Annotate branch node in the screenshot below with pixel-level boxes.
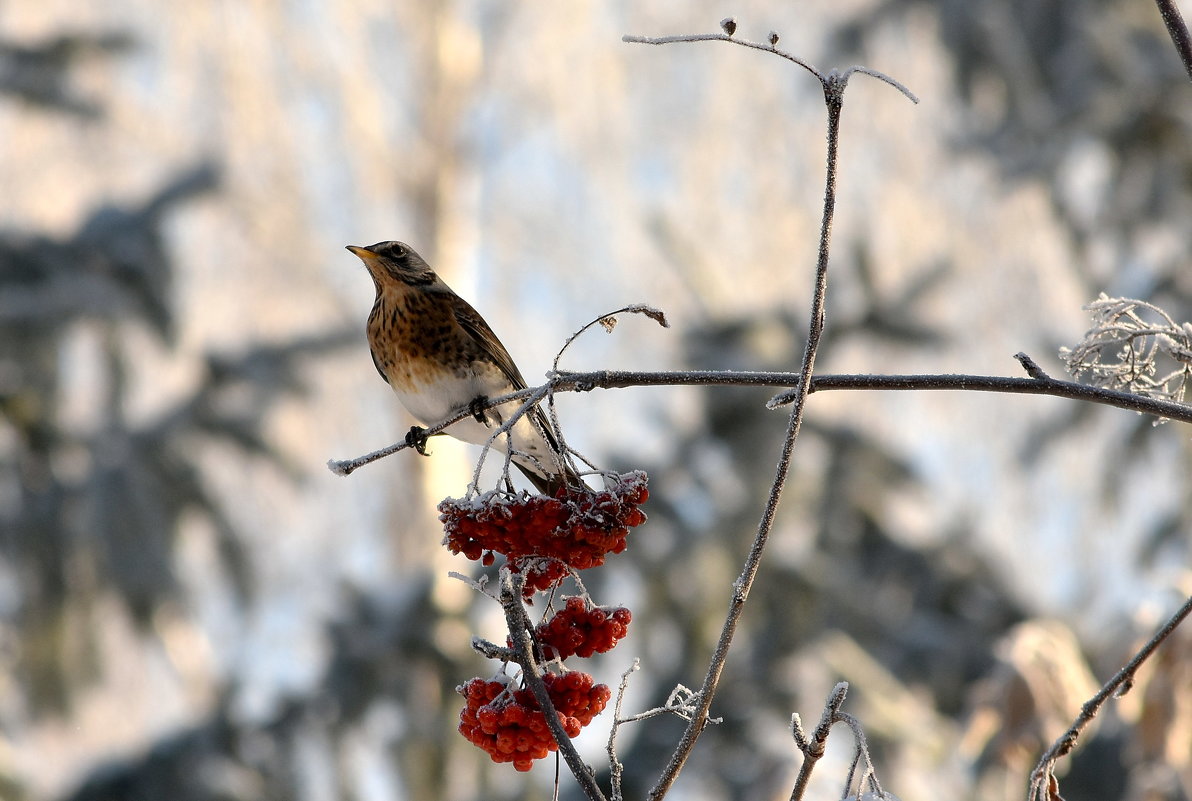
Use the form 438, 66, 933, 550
326, 458, 353, 476
791, 713, 809, 750
1015, 352, 1051, 380
471, 636, 515, 662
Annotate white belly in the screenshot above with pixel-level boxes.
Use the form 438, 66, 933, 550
391, 373, 556, 465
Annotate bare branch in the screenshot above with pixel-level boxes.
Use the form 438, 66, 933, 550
1153, 0, 1192, 81
1028, 593, 1192, 801
327, 364, 1192, 476
624, 28, 824, 83
327, 384, 537, 475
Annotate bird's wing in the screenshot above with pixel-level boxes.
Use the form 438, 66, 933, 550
451, 297, 530, 391
450, 295, 562, 449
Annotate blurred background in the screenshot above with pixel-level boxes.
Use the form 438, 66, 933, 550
1, 1, 1190, 800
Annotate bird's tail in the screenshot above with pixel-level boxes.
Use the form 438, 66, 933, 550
509, 407, 586, 495
514, 459, 585, 496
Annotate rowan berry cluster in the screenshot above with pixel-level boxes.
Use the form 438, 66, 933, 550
439, 471, 649, 595
447, 471, 647, 772
530, 596, 632, 660
457, 671, 611, 772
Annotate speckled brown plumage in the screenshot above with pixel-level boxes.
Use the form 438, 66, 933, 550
348, 240, 580, 493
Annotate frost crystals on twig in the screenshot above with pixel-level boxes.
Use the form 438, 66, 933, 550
1060, 294, 1192, 421
552, 303, 670, 373
615, 684, 722, 726
543, 304, 670, 476
790, 682, 895, 801
624, 23, 919, 104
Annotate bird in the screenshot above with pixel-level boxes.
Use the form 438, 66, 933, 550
347, 240, 580, 494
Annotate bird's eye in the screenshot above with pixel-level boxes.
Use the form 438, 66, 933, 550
389, 243, 406, 259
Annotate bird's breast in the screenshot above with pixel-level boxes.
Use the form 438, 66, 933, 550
367, 290, 514, 423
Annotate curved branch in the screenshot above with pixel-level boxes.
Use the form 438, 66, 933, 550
622, 29, 918, 104
623, 30, 823, 82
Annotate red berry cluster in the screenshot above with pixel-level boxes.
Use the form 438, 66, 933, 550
532, 597, 632, 660
457, 671, 612, 772
446, 471, 647, 772
439, 471, 648, 594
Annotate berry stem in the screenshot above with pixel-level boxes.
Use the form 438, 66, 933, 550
500, 571, 607, 801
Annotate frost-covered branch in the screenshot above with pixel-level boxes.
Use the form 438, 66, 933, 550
327, 361, 1192, 476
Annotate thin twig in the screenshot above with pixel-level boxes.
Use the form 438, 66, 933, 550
624, 30, 822, 79
551, 304, 670, 374
1014, 351, 1051, 380
622, 30, 918, 104
834, 712, 886, 801
500, 571, 607, 801
1028, 593, 1192, 801
467, 384, 552, 494
546, 304, 670, 472
470, 635, 515, 662
1153, 0, 1192, 81
606, 659, 640, 801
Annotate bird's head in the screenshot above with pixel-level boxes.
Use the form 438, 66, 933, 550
346, 241, 437, 286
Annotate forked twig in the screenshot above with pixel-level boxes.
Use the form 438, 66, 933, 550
789, 683, 889, 801
622, 24, 919, 104
790, 683, 850, 799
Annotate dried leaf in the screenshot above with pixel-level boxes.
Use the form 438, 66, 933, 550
621, 303, 670, 328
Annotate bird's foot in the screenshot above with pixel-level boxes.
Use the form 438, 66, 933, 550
468, 395, 491, 426
405, 425, 430, 456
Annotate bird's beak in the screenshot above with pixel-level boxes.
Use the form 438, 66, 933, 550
346, 244, 386, 275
